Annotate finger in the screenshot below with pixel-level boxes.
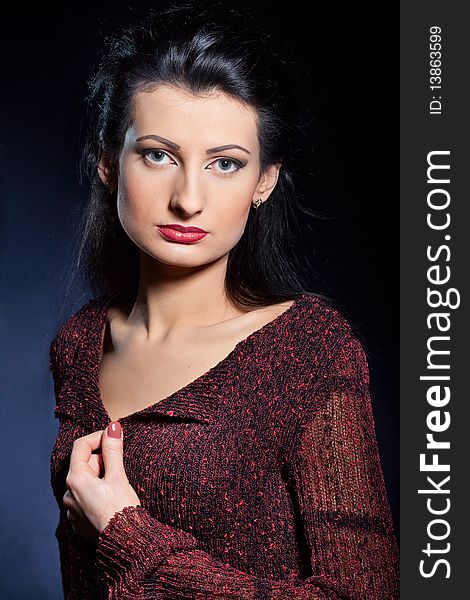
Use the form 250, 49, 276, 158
69, 430, 104, 473
89, 453, 104, 477
63, 490, 84, 517
66, 507, 84, 527
101, 422, 124, 480
63, 489, 75, 508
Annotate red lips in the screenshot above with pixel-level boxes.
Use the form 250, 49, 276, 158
159, 223, 207, 233
156, 225, 208, 244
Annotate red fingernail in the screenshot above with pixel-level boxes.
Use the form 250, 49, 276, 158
107, 421, 122, 438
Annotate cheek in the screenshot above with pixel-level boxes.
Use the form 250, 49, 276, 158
210, 198, 252, 250
206, 170, 258, 222
116, 190, 141, 228
116, 187, 154, 244
116, 163, 158, 225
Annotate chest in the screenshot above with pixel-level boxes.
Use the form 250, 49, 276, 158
98, 336, 245, 422
98, 301, 295, 422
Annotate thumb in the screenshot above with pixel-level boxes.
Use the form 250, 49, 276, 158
102, 421, 124, 479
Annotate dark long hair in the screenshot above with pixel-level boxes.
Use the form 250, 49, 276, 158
67, 0, 337, 314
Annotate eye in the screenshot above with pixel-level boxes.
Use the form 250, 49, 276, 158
210, 158, 243, 175
141, 149, 175, 166
138, 148, 244, 175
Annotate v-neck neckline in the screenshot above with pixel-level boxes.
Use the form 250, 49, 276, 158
90, 292, 308, 425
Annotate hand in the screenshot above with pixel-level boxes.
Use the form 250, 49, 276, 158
63, 422, 141, 545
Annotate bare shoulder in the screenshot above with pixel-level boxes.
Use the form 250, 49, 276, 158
256, 298, 296, 315
228, 297, 296, 330
105, 300, 132, 323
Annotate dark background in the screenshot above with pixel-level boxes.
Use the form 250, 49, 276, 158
0, 2, 398, 597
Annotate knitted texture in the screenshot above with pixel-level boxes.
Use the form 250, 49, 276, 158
49, 293, 399, 599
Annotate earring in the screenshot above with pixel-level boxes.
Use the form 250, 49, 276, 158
252, 198, 262, 209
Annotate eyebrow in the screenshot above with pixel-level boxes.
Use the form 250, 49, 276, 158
135, 134, 251, 155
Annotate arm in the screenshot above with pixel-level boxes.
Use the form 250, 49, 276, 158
49, 328, 65, 397
95, 336, 399, 599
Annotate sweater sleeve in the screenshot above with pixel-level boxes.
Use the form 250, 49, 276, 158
95, 335, 399, 600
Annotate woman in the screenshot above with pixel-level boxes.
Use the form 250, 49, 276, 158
49, 1, 399, 598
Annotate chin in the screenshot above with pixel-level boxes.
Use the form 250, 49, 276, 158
139, 244, 219, 268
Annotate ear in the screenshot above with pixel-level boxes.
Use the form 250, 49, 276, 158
253, 162, 281, 205
97, 151, 115, 190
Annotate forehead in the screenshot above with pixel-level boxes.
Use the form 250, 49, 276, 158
128, 84, 259, 146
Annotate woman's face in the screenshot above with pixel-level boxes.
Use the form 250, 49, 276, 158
99, 84, 280, 269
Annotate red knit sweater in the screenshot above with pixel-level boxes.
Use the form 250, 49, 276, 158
49, 292, 399, 599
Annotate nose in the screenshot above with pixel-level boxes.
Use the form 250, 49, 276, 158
170, 169, 206, 217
